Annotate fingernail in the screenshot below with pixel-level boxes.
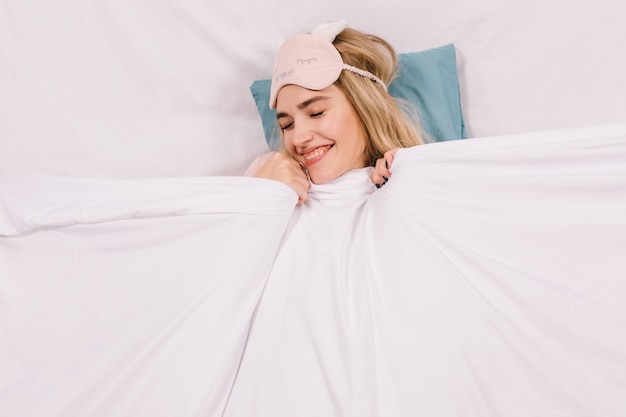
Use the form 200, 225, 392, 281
385, 160, 389, 169
382, 175, 389, 183
375, 183, 381, 189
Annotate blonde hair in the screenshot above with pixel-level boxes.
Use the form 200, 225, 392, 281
276, 27, 426, 166
332, 28, 425, 165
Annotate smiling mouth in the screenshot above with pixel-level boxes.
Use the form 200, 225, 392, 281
302, 145, 332, 164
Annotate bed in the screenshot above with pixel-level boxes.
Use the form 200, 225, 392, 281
1, 1, 626, 416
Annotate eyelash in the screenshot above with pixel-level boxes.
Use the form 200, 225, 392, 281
280, 111, 324, 131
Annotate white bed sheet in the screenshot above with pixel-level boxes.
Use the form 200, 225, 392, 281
224, 124, 626, 416
1, 124, 625, 416
0, 177, 296, 416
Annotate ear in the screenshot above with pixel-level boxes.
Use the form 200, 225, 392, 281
275, 36, 286, 52
309, 20, 348, 42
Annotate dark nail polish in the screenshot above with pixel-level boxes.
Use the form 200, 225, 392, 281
375, 183, 381, 189
382, 175, 389, 183
385, 160, 389, 169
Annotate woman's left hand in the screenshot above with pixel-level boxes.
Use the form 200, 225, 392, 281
371, 148, 398, 188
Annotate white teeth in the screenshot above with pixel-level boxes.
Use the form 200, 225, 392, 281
303, 146, 330, 160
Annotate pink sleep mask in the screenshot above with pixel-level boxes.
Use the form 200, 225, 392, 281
269, 31, 387, 109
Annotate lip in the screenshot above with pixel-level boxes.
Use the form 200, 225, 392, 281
301, 144, 333, 167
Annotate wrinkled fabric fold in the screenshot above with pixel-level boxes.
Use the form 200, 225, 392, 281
224, 124, 626, 417
1, 125, 626, 417
0, 176, 296, 417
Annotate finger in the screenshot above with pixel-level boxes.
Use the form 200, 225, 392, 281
384, 148, 399, 172
371, 158, 390, 185
285, 176, 308, 206
291, 169, 310, 204
254, 154, 310, 205
297, 178, 310, 202
384, 155, 393, 172
297, 161, 309, 177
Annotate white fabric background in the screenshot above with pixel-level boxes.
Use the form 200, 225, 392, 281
1, 0, 625, 177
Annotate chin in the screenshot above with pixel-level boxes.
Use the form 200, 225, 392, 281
308, 170, 340, 185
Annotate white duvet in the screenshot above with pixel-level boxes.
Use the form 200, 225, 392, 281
1, 125, 626, 416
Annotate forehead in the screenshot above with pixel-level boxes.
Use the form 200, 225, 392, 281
275, 84, 345, 112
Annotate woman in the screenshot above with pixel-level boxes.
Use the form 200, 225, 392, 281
251, 21, 424, 203
228, 20, 626, 417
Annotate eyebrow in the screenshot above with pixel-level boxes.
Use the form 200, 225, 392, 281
276, 96, 330, 120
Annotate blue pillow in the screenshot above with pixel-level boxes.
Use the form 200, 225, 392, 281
250, 44, 466, 150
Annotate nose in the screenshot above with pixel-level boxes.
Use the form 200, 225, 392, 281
290, 119, 314, 149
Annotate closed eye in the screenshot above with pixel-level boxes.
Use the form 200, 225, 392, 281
280, 121, 294, 131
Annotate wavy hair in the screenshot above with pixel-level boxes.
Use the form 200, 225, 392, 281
332, 28, 426, 165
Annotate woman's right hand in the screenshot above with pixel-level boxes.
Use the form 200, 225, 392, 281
254, 152, 310, 205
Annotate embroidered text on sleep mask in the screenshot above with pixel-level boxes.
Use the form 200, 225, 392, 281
269, 23, 387, 109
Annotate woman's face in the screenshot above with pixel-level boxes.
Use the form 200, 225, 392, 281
276, 84, 367, 184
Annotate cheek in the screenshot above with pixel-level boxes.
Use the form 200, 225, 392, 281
342, 122, 367, 159
337, 110, 366, 149
282, 133, 296, 155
